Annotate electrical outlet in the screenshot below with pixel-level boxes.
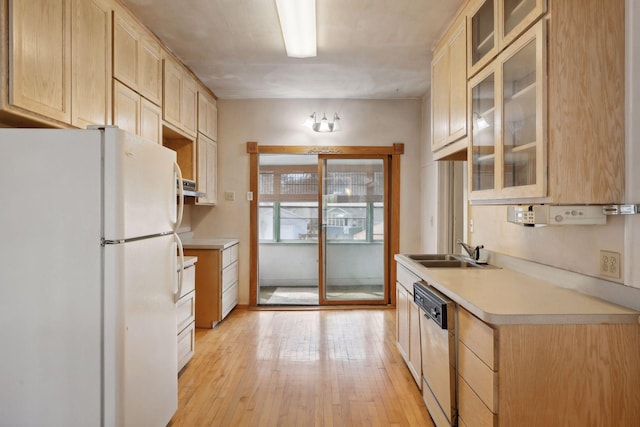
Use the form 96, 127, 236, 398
599, 250, 621, 279
224, 191, 235, 201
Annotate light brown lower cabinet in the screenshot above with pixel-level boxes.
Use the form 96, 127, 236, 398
184, 243, 239, 328
176, 259, 196, 372
395, 264, 422, 388
456, 306, 640, 426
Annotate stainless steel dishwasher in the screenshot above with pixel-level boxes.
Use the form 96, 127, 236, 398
414, 281, 456, 427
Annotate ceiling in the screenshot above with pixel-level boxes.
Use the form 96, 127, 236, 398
121, 0, 463, 99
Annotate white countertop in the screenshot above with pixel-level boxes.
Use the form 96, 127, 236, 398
183, 256, 197, 268
176, 256, 197, 271
395, 254, 640, 326
179, 233, 239, 250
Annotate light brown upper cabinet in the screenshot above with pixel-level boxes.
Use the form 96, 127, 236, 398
467, 0, 499, 78
469, 21, 546, 201
113, 79, 140, 136
198, 90, 218, 142
4, 0, 71, 125
467, 0, 624, 204
2, 0, 112, 127
196, 133, 218, 206
467, 0, 546, 78
113, 79, 162, 144
72, 0, 112, 128
113, 6, 162, 106
499, 0, 546, 50
431, 14, 468, 160
196, 88, 218, 206
163, 55, 198, 139
140, 96, 162, 144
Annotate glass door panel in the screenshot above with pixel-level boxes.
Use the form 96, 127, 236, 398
469, 0, 498, 76
502, 38, 536, 188
320, 158, 386, 303
258, 154, 319, 305
503, 0, 536, 35
470, 68, 497, 192
499, 0, 546, 49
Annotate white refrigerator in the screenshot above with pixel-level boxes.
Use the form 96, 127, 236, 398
0, 127, 184, 427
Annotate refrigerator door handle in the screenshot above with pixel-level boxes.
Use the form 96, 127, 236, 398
173, 162, 184, 232
174, 233, 185, 303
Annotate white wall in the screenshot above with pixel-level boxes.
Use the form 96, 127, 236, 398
190, 99, 423, 305
420, 91, 462, 254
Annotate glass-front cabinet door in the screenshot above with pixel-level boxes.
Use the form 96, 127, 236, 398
468, 0, 498, 77
469, 0, 546, 78
499, 0, 546, 49
500, 20, 546, 198
469, 65, 497, 194
468, 20, 546, 201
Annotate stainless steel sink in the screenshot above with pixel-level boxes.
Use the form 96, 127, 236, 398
416, 259, 482, 268
407, 254, 460, 261
406, 253, 498, 269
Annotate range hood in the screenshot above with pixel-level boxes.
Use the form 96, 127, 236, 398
507, 205, 606, 226
178, 179, 205, 198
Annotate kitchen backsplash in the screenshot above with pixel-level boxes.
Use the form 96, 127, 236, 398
469, 205, 626, 283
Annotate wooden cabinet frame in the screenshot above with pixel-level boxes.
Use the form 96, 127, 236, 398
467, 0, 547, 79
247, 143, 403, 307
468, 20, 547, 201
432, 14, 469, 160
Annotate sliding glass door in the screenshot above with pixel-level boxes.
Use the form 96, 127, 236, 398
258, 154, 319, 305
250, 144, 398, 307
320, 157, 387, 304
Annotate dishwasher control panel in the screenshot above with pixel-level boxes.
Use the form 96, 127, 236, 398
413, 282, 453, 330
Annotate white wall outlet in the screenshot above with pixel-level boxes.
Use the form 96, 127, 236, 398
599, 250, 621, 279
224, 191, 235, 201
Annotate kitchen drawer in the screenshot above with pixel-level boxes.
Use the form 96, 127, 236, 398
179, 264, 196, 297
177, 321, 195, 372
177, 290, 195, 333
397, 264, 420, 295
458, 376, 496, 427
221, 261, 238, 292
221, 281, 238, 319
222, 243, 239, 269
459, 340, 498, 412
458, 307, 496, 369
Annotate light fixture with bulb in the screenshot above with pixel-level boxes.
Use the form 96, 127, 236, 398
473, 112, 490, 130
304, 112, 341, 132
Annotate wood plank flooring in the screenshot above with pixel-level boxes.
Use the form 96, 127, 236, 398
169, 308, 434, 426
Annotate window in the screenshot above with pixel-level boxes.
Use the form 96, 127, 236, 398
259, 166, 384, 243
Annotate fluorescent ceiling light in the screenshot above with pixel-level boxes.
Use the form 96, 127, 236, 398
275, 0, 317, 58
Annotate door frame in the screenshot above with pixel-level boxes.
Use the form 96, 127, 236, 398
247, 142, 404, 307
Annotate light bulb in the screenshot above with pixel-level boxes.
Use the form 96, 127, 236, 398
318, 113, 331, 132
304, 112, 316, 128
331, 113, 341, 132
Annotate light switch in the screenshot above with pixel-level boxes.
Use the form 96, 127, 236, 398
224, 191, 235, 201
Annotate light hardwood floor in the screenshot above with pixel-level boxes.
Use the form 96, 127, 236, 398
169, 308, 434, 426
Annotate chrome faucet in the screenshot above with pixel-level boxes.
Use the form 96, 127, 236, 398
457, 239, 484, 261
